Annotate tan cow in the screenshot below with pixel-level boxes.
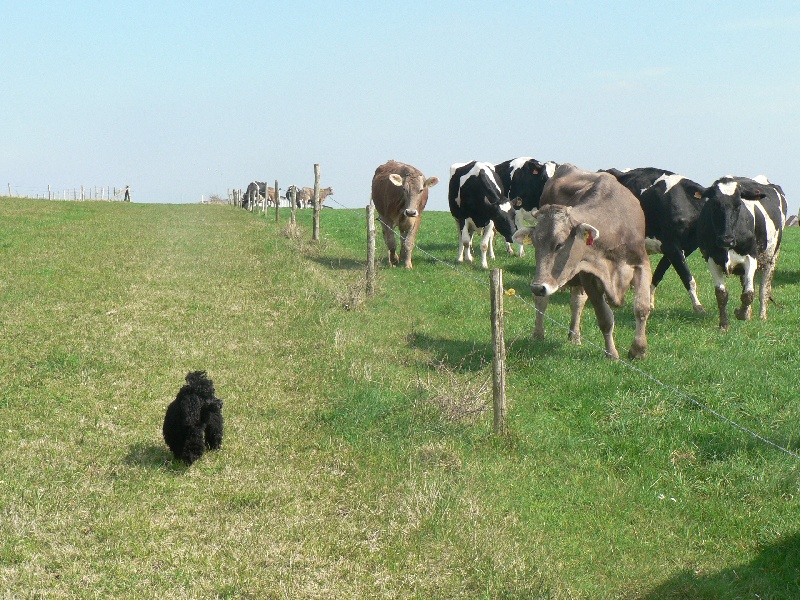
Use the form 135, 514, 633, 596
302, 186, 334, 208
371, 160, 439, 269
512, 164, 652, 359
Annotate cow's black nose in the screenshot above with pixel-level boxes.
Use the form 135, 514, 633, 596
718, 235, 735, 248
531, 283, 547, 296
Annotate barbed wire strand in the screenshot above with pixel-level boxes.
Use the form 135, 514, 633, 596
313, 197, 800, 460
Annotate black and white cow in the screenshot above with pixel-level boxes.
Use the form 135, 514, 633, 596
495, 157, 558, 211
286, 185, 302, 208
604, 167, 707, 313
448, 161, 517, 269
495, 158, 558, 257
696, 175, 787, 330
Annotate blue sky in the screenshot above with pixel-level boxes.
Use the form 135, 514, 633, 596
3, 1, 799, 213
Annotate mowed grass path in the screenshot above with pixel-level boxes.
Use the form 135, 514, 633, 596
0, 198, 799, 599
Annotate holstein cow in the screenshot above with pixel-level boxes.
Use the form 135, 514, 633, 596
696, 175, 787, 331
512, 164, 652, 359
494, 157, 558, 257
371, 160, 439, 269
449, 161, 518, 269
243, 181, 280, 208
604, 167, 707, 313
286, 185, 302, 208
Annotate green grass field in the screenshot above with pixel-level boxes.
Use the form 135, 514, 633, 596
1, 197, 798, 599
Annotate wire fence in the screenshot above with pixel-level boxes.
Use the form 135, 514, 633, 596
321, 195, 800, 462
3, 183, 130, 201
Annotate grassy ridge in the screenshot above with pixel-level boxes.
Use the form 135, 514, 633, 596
0, 198, 798, 599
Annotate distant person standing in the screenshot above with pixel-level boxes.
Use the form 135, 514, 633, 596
124, 185, 131, 202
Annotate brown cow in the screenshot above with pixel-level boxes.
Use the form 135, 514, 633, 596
512, 164, 652, 359
371, 160, 439, 269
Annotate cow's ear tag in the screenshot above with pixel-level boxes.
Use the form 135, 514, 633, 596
585, 230, 595, 246
694, 191, 702, 199
533, 169, 539, 175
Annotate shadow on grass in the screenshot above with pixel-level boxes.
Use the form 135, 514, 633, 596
408, 331, 490, 372
773, 268, 800, 287
308, 255, 364, 271
123, 442, 174, 470
639, 532, 800, 598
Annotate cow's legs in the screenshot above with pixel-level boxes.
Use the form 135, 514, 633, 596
399, 219, 419, 269
708, 258, 729, 331
479, 222, 495, 269
759, 249, 779, 320
568, 285, 588, 344
532, 295, 549, 340
457, 221, 474, 263
581, 275, 618, 359
734, 255, 757, 321
654, 250, 705, 313
380, 222, 400, 266
628, 262, 651, 360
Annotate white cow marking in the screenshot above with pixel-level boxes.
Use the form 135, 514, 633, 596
459, 162, 503, 198
717, 180, 738, 196
654, 173, 685, 193
509, 157, 533, 177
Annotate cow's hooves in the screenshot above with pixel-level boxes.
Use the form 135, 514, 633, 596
627, 348, 646, 360
693, 305, 706, 314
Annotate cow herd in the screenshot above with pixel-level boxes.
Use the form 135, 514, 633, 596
240, 181, 334, 210
371, 158, 789, 359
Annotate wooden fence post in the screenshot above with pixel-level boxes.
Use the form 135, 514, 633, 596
312, 164, 321, 241
490, 269, 507, 435
274, 179, 279, 222
290, 187, 297, 225
366, 202, 376, 296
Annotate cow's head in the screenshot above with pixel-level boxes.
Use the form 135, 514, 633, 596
511, 205, 600, 297
702, 179, 765, 249
389, 173, 439, 218
509, 160, 557, 210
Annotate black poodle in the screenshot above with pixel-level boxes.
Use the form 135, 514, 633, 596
162, 371, 224, 465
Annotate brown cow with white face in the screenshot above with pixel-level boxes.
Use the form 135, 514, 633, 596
371, 160, 439, 269
513, 164, 652, 359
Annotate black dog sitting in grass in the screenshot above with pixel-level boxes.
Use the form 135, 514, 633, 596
163, 371, 224, 465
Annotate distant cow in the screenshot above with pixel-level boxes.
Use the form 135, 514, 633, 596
696, 175, 787, 330
449, 161, 518, 269
513, 164, 652, 359
371, 160, 439, 269
243, 181, 280, 208
302, 186, 334, 208
604, 167, 707, 313
495, 158, 557, 257
286, 185, 302, 208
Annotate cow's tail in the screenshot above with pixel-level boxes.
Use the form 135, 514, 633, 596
769, 294, 785, 310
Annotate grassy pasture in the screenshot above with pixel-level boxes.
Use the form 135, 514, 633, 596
0, 197, 798, 599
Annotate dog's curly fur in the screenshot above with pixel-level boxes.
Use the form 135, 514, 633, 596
163, 371, 224, 465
